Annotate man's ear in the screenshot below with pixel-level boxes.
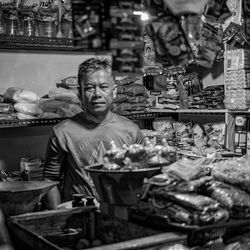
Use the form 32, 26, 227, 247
113, 84, 117, 99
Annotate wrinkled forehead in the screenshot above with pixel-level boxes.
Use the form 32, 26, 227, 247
83, 69, 114, 84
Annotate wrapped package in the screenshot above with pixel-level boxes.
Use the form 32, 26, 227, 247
38, 112, 61, 119
38, 98, 66, 113
203, 122, 226, 148
0, 113, 17, 120
4, 87, 40, 103
16, 112, 38, 120
14, 103, 43, 116
56, 103, 83, 117
0, 103, 14, 113
49, 87, 80, 104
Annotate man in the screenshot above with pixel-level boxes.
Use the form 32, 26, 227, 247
43, 58, 144, 209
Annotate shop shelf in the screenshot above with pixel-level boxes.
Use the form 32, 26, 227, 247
148, 109, 227, 115
0, 109, 229, 128
0, 34, 74, 51
0, 35, 109, 53
0, 118, 66, 128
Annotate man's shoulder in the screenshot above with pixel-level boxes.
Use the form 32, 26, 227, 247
113, 113, 139, 128
53, 113, 83, 132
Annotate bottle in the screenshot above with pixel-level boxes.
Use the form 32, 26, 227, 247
17, 0, 39, 36
20, 157, 30, 180
36, 0, 59, 37
60, 0, 72, 38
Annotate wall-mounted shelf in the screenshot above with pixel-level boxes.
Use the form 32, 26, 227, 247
0, 35, 74, 51
0, 35, 109, 53
0, 118, 66, 128
147, 109, 227, 114
0, 110, 229, 128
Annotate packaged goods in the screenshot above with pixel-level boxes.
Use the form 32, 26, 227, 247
145, 14, 193, 68
16, 112, 38, 119
0, 113, 16, 120
72, 1, 104, 49
49, 87, 80, 104
115, 76, 141, 86
203, 0, 231, 23
225, 69, 250, 89
117, 84, 146, 96
60, 0, 72, 38
192, 123, 207, 147
60, 76, 77, 88
224, 89, 250, 110
143, 29, 156, 67
153, 118, 175, 140
203, 122, 226, 148
14, 102, 43, 116
36, 0, 59, 37
38, 98, 65, 112
0, 0, 19, 35
147, 90, 179, 110
178, 72, 202, 96
173, 121, 191, 141
225, 49, 250, 71
17, 0, 39, 36
4, 87, 40, 103
38, 112, 60, 118
190, 88, 225, 109
56, 103, 82, 117
195, 23, 223, 68
0, 103, 14, 113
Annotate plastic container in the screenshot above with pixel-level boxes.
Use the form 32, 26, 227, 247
0, 181, 58, 216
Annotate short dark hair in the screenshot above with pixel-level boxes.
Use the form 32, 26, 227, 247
78, 58, 112, 96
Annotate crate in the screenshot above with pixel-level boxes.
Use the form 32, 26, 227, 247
129, 208, 250, 247
7, 206, 187, 250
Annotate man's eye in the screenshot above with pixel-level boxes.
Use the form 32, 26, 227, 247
85, 86, 94, 91
101, 86, 108, 90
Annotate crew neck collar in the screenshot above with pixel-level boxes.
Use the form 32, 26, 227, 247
81, 111, 115, 126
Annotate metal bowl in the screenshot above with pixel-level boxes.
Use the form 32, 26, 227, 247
85, 164, 161, 205
0, 181, 58, 216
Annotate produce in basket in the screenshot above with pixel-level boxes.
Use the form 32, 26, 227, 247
206, 181, 250, 218
103, 139, 176, 170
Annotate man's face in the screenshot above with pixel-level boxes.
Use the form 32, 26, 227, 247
81, 69, 116, 117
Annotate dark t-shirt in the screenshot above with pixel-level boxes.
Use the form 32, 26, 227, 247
43, 112, 144, 201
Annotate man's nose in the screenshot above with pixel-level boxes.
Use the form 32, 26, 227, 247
93, 86, 101, 96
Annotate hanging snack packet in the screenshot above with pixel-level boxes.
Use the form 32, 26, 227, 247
203, 122, 226, 148
196, 22, 223, 68
17, 0, 39, 36
179, 72, 202, 96
1, 0, 19, 35
145, 14, 193, 68
204, 0, 231, 24
36, 0, 59, 37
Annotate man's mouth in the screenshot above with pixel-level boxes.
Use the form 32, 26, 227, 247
92, 102, 105, 105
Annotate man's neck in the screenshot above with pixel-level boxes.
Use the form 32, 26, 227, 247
84, 110, 112, 124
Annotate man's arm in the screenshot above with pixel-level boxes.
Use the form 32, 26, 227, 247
43, 129, 66, 210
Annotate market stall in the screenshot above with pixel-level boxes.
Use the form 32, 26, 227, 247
1, 0, 250, 249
